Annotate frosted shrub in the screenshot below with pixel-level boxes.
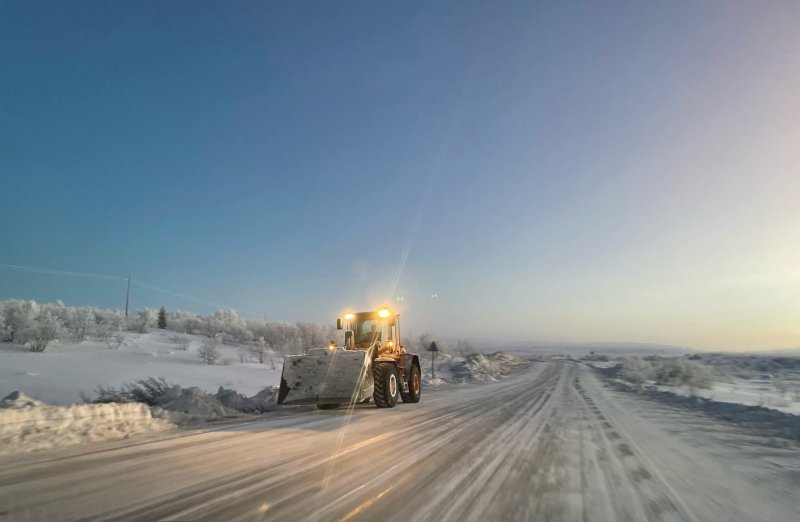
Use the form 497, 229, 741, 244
93, 308, 124, 329
91, 377, 173, 406
168, 334, 190, 350
130, 309, 156, 333
0, 300, 335, 359
199, 337, 220, 365
67, 307, 94, 342
2, 300, 39, 342
238, 347, 253, 363
97, 323, 127, 350
206, 309, 251, 342
18, 310, 65, 352
653, 359, 713, 389
621, 357, 654, 385
251, 337, 270, 364
621, 357, 714, 390
168, 310, 205, 335
677, 360, 713, 389
0, 314, 8, 342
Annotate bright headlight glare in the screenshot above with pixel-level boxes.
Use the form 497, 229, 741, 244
344, 313, 355, 320
378, 308, 390, 318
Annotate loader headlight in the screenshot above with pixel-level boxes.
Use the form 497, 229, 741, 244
386, 339, 394, 348
378, 308, 391, 318
328, 342, 336, 351
344, 313, 355, 320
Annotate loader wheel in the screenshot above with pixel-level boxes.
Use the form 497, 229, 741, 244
317, 404, 339, 410
373, 362, 400, 408
401, 365, 421, 403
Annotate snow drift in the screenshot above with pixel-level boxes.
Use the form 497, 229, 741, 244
153, 385, 279, 423
89, 378, 280, 424
0, 391, 173, 455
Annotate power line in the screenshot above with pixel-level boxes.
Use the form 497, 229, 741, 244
0, 263, 126, 282
0, 262, 254, 315
124, 275, 131, 317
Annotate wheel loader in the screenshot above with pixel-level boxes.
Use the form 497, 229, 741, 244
277, 308, 422, 409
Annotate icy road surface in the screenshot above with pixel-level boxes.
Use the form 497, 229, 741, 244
2, 361, 799, 521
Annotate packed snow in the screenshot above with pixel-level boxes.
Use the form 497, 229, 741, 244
0, 391, 172, 456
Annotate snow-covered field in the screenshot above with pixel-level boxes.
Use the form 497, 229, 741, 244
588, 355, 800, 417
0, 331, 281, 405
656, 378, 800, 415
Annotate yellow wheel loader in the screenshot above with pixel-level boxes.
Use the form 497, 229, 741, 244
277, 308, 422, 409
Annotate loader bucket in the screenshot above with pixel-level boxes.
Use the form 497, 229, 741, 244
277, 349, 374, 405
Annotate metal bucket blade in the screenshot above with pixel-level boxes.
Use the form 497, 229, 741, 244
277, 350, 373, 405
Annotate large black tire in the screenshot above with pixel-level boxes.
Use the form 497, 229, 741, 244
317, 403, 339, 410
401, 364, 421, 403
373, 362, 400, 408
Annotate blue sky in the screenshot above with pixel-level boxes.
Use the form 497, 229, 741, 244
2, 1, 799, 349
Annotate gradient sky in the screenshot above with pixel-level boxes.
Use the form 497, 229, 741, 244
2, 1, 799, 350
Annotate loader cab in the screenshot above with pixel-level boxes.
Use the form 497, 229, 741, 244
337, 309, 401, 357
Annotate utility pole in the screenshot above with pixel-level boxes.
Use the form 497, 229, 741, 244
124, 275, 131, 317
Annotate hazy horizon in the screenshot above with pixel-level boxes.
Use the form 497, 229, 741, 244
2, 1, 799, 351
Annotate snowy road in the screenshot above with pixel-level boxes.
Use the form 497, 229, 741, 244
1, 361, 799, 521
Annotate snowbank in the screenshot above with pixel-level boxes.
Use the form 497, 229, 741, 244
0, 391, 173, 455
593, 358, 800, 417
89, 379, 281, 424
153, 385, 278, 424
654, 380, 800, 416
602, 379, 800, 442
456, 352, 528, 382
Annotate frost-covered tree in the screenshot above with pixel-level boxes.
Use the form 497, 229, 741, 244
18, 310, 65, 352
262, 322, 299, 354
245, 318, 269, 340
3, 300, 39, 342
130, 309, 156, 333
168, 310, 205, 335
296, 322, 326, 352
157, 306, 167, 329
206, 309, 251, 341
0, 299, 339, 361
168, 333, 190, 350
97, 322, 127, 349
654, 359, 713, 390
47, 300, 70, 325
0, 313, 8, 342
67, 307, 94, 342
251, 336, 271, 364
199, 336, 220, 365
94, 308, 124, 329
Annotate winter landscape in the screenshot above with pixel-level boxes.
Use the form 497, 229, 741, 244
5, 1, 800, 521
2, 299, 800, 521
